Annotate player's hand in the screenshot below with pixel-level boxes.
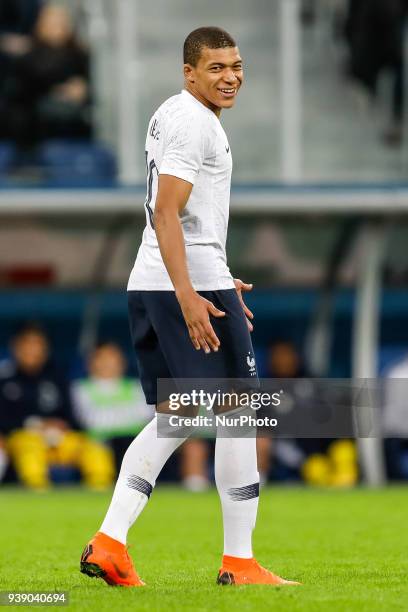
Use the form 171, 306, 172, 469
176, 288, 225, 353
234, 278, 254, 332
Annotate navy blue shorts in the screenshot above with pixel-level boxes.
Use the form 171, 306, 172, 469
128, 289, 258, 405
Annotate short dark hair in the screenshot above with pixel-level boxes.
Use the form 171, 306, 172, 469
183, 26, 237, 66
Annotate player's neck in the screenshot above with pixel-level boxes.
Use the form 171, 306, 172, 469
183, 84, 221, 118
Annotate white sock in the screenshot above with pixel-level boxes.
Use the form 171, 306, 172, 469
100, 415, 187, 544
215, 432, 259, 558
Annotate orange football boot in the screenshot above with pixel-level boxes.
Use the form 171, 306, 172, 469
80, 531, 145, 587
217, 555, 300, 586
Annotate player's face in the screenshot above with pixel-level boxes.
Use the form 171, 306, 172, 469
184, 46, 243, 114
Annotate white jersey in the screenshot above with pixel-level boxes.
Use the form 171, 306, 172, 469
127, 89, 235, 291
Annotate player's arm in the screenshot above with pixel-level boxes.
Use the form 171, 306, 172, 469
154, 174, 225, 353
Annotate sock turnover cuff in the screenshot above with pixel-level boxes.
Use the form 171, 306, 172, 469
222, 555, 255, 571
95, 531, 125, 549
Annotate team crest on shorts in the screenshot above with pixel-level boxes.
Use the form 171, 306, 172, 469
246, 352, 257, 376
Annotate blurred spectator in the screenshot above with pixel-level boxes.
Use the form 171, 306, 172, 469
264, 340, 305, 482
345, 0, 408, 146
4, 3, 92, 148
383, 354, 408, 479
73, 342, 219, 491
71, 342, 154, 474
0, 0, 44, 138
0, 0, 43, 62
0, 322, 112, 489
268, 339, 304, 379
265, 340, 358, 487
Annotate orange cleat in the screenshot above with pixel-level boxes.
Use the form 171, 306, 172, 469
217, 555, 301, 586
80, 531, 145, 587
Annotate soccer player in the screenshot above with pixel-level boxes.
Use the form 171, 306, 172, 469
80, 26, 298, 587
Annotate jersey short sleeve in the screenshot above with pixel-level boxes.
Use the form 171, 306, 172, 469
159, 110, 207, 185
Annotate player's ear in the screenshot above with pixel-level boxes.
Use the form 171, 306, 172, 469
184, 63, 195, 83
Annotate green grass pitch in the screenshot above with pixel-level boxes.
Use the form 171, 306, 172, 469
0, 486, 407, 611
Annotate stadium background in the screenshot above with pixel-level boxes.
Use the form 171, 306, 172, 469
1, 1, 408, 609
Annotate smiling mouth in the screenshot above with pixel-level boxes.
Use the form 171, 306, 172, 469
218, 88, 237, 97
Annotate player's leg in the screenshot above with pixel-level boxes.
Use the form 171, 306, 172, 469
208, 289, 300, 586
98, 292, 194, 543
215, 425, 298, 585
80, 409, 190, 586
80, 292, 190, 586
214, 427, 259, 560
99, 409, 189, 544
104, 287, 241, 528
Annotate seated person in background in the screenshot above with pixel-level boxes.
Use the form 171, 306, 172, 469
266, 340, 358, 487
344, 0, 407, 146
7, 3, 92, 148
0, 322, 113, 489
72, 341, 214, 490
71, 342, 155, 475
263, 340, 303, 482
383, 353, 408, 480
0, 0, 44, 139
